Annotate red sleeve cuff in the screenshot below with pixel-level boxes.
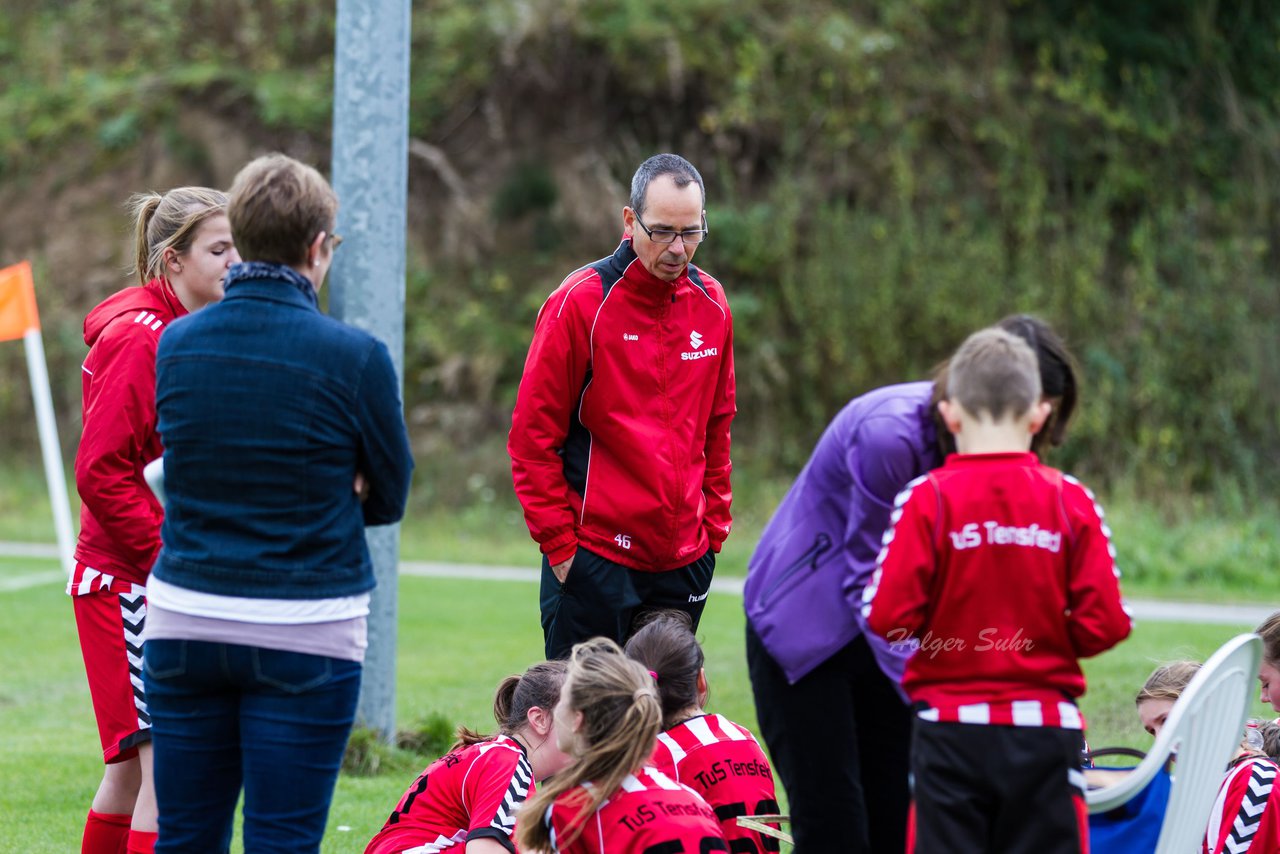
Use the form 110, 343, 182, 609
545, 540, 579, 567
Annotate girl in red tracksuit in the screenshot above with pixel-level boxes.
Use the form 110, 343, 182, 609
516, 638, 728, 854
366, 662, 573, 854
625, 611, 781, 853
71, 187, 238, 854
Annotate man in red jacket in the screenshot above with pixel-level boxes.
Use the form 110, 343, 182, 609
509, 153, 736, 659
864, 327, 1132, 854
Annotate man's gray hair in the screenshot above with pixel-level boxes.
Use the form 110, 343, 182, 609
630, 154, 705, 215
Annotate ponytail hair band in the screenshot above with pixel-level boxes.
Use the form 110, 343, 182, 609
648, 670, 659, 683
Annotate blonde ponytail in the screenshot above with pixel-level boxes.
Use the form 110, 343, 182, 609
127, 192, 164, 285
126, 186, 229, 286
516, 638, 662, 853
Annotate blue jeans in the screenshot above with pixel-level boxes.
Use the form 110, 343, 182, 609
144, 639, 362, 854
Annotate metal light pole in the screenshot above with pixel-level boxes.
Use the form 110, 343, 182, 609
330, 0, 411, 741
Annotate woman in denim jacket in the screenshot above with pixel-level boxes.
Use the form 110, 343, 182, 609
144, 153, 414, 854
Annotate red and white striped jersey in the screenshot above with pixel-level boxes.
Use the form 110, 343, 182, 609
365, 735, 532, 854
863, 452, 1132, 728
650, 714, 780, 851
1204, 755, 1280, 854
544, 766, 728, 854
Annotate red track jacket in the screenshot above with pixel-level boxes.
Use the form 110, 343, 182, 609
74, 279, 187, 586
865, 452, 1132, 721
509, 239, 735, 571
1204, 754, 1280, 854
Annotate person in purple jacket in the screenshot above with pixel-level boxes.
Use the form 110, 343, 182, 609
743, 315, 1080, 854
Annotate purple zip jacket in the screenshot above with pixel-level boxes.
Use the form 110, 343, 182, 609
743, 381, 942, 687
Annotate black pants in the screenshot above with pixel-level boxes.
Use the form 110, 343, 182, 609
910, 721, 1086, 854
746, 624, 913, 854
539, 546, 715, 660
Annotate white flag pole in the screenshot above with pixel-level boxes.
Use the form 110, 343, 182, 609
24, 328, 75, 577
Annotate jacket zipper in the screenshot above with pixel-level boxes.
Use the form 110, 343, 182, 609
759, 532, 833, 606
658, 291, 680, 561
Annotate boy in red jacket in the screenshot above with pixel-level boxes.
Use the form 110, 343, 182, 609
863, 327, 1132, 853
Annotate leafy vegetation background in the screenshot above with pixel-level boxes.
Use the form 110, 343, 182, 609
1, 0, 1278, 512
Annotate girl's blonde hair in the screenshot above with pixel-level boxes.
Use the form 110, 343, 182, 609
128, 187, 229, 285
1135, 660, 1201, 705
515, 638, 662, 853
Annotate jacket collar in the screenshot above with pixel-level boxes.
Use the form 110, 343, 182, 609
943, 451, 1039, 467
598, 238, 708, 302
222, 261, 318, 308
146, 278, 189, 320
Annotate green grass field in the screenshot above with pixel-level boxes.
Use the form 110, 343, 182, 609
3, 460, 1279, 601
1, 553, 1271, 853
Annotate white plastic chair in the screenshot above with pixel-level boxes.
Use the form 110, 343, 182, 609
1087, 632, 1262, 853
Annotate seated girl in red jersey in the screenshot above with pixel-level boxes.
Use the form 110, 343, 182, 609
515, 637, 729, 854
366, 661, 573, 854
1133, 661, 1280, 854
624, 611, 781, 852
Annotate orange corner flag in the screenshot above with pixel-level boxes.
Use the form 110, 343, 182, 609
0, 261, 40, 341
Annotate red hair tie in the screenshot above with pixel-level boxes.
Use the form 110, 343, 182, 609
648, 670, 659, 683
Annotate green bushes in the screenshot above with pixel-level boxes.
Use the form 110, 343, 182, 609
1, 0, 1278, 505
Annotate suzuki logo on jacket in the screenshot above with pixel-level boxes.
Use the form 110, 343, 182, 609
683, 329, 718, 361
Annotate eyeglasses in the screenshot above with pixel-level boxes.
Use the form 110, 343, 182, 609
328, 232, 344, 251
633, 213, 708, 245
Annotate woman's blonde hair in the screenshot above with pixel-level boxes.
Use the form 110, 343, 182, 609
515, 638, 662, 853
128, 187, 228, 286
227, 153, 337, 267
1135, 660, 1201, 705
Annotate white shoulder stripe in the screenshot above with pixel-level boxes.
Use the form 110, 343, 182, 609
688, 271, 728, 320
553, 268, 597, 318
131, 310, 165, 333
685, 715, 719, 747
713, 714, 749, 741
644, 767, 683, 791
656, 730, 686, 765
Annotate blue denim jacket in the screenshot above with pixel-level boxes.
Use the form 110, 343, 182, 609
153, 262, 414, 599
